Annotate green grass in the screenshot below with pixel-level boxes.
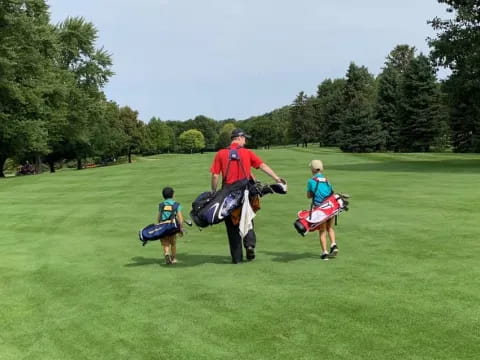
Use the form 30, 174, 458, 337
1, 148, 479, 359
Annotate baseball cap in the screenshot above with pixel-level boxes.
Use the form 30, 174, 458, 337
309, 160, 324, 172
231, 128, 251, 139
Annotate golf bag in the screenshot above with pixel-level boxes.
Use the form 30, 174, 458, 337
190, 179, 287, 228
190, 179, 249, 228
139, 202, 180, 246
191, 146, 287, 228
294, 193, 350, 236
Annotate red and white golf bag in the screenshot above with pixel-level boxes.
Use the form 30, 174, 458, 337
294, 193, 350, 236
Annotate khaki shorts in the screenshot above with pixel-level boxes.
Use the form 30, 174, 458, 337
160, 234, 177, 246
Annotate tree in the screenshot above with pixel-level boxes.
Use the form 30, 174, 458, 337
188, 115, 218, 150
245, 115, 277, 149
396, 54, 442, 152
89, 100, 126, 163
216, 123, 236, 149
145, 117, 174, 154
289, 92, 317, 147
119, 106, 145, 163
0, 0, 58, 177
429, 0, 480, 152
338, 63, 384, 152
375, 45, 415, 151
178, 129, 205, 153
316, 79, 346, 146
54, 16, 114, 169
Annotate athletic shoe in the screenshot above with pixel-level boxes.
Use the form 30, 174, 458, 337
329, 244, 338, 257
171, 257, 177, 264
320, 253, 329, 261
165, 254, 172, 265
246, 246, 256, 261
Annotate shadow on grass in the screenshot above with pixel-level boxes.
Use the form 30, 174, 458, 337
125, 253, 232, 268
260, 251, 319, 263
329, 159, 480, 174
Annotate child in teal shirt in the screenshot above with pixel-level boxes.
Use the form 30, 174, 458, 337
158, 187, 184, 264
307, 160, 338, 261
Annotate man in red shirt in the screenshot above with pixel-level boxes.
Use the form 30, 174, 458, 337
210, 128, 285, 263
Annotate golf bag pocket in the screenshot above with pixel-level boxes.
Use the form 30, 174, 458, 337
139, 220, 179, 246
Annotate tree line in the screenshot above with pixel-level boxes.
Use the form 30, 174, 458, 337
1, 0, 478, 178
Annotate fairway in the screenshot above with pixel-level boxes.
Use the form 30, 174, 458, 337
1, 148, 479, 359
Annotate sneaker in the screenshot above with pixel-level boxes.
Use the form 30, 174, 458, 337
329, 244, 338, 257
171, 257, 177, 264
165, 254, 172, 265
246, 246, 256, 261
320, 253, 329, 261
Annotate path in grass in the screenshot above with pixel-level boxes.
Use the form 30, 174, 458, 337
1, 148, 479, 359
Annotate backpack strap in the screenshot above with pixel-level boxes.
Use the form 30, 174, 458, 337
169, 202, 179, 221
159, 201, 179, 222
223, 145, 248, 186
308, 179, 321, 220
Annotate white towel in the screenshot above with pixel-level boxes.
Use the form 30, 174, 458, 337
239, 189, 256, 239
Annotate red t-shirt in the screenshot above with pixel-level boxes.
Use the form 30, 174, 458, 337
210, 143, 264, 184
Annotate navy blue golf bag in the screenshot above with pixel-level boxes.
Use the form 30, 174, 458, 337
190, 179, 248, 228
190, 179, 287, 228
139, 202, 180, 246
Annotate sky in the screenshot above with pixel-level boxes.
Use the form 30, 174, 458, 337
47, 0, 449, 122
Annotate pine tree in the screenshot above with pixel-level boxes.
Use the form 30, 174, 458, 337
397, 54, 441, 152
375, 45, 415, 151
289, 92, 317, 147
316, 78, 346, 146
338, 63, 384, 152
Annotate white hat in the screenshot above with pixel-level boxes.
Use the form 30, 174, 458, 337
309, 160, 324, 172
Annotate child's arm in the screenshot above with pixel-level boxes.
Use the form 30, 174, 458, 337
176, 210, 185, 235
177, 210, 184, 225
157, 212, 162, 223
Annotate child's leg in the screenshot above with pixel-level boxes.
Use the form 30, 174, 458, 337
163, 244, 170, 255
161, 238, 172, 264
326, 218, 336, 246
326, 218, 338, 256
318, 224, 328, 260
170, 236, 177, 263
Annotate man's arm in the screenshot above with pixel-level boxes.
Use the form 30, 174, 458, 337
259, 163, 284, 183
211, 173, 220, 192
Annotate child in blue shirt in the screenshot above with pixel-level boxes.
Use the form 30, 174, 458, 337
307, 160, 338, 261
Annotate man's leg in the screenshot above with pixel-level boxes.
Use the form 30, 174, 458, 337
243, 221, 257, 261
225, 216, 243, 263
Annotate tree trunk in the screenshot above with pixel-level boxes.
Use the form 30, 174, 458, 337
0, 155, 6, 178
128, 149, 132, 163
35, 154, 42, 174
77, 158, 82, 170
48, 160, 55, 173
